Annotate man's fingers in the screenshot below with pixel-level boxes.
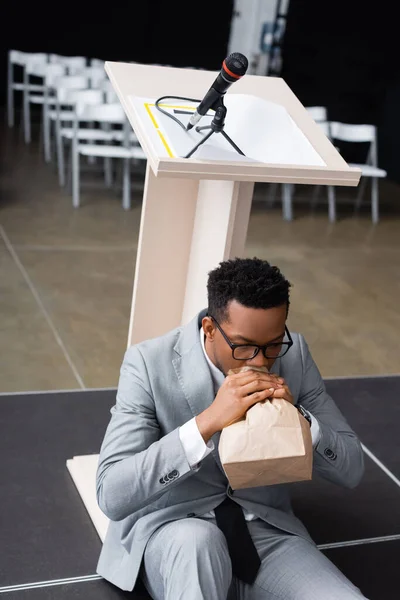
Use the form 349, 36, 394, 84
229, 371, 283, 387
244, 387, 275, 408
272, 387, 287, 397
271, 386, 294, 404
239, 377, 282, 397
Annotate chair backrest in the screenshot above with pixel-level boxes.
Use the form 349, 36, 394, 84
76, 102, 126, 123
306, 106, 328, 122
60, 88, 104, 109
90, 58, 105, 68
49, 55, 88, 74
52, 75, 89, 92
78, 66, 107, 87
315, 121, 331, 137
25, 62, 66, 85
9, 50, 48, 66
329, 122, 376, 143
329, 122, 377, 166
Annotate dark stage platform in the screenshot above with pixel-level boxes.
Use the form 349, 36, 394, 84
0, 376, 399, 599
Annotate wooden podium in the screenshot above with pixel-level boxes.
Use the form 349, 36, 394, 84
104, 61, 360, 347
67, 61, 361, 542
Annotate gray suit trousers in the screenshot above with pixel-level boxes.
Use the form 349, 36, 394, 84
142, 517, 368, 600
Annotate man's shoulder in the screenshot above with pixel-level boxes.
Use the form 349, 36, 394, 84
289, 331, 303, 349
126, 324, 183, 360
124, 310, 204, 365
280, 331, 307, 368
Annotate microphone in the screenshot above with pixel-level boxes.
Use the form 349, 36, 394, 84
186, 52, 248, 130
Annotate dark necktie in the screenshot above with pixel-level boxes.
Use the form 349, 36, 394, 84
214, 494, 261, 584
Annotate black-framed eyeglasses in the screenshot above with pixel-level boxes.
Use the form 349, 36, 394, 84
208, 314, 293, 360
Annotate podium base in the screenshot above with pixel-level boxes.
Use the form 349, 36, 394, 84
66, 454, 108, 542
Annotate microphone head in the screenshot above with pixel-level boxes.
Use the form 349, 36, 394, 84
224, 52, 248, 77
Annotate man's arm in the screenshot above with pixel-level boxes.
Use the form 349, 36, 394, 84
96, 346, 195, 522
298, 335, 365, 489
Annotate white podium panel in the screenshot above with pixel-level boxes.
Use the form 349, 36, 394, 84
66, 455, 108, 542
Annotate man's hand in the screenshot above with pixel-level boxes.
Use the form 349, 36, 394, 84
196, 370, 284, 443
271, 379, 294, 405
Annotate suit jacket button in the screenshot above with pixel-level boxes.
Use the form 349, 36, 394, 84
324, 448, 336, 460
159, 477, 165, 484
171, 469, 179, 477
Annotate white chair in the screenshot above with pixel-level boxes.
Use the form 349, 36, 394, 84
90, 58, 105, 68
78, 66, 107, 88
329, 122, 387, 224
280, 106, 331, 221
304, 106, 328, 122
42, 75, 90, 162
99, 78, 119, 103
23, 62, 66, 144
71, 103, 146, 209
48, 54, 88, 74
95, 79, 141, 147
54, 88, 108, 186
7, 50, 48, 128
306, 117, 339, 222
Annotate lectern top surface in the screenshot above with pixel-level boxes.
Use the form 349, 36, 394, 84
105, 61, 360, 186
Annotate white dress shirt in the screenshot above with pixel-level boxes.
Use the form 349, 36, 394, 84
178, 327, 321, 520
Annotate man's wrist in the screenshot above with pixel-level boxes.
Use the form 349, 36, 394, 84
195, 411, 217, 443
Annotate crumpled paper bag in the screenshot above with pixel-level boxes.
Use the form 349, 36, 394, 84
218, 366, 313, 489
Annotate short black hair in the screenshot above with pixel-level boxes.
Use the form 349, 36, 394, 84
207, 257, 291, 323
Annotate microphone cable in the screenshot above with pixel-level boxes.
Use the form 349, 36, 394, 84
154, 95, 207, 132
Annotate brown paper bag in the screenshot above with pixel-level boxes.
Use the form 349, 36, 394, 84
218, 367, 313, 489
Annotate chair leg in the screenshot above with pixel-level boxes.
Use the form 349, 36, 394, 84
66, 142, 73, 195
23, 89, 31, 144
72, 147, 80, 208
267, 182, 279, 207
7, 79, 14, 128
88, 122, 96, 164
355, 176, 367, 211
104, 157, 113, 187
327, 186, 336, 222
122, 158, 131, 210
282, 183, 293, 221
57, 128, 65, 187
371, 177, 379, 224
49, 119, 57, 164
43, 104, 51, 163
310, 185, 321, 210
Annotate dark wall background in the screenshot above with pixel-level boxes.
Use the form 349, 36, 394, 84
282, 0, 399, 181
0, 1, 234, 105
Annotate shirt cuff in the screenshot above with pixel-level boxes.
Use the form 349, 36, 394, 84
308, 411, 322, 448
179, 417, 215, 469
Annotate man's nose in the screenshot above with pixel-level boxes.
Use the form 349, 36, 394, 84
247, 350, 269, 370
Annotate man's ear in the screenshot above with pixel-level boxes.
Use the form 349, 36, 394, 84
202, 316, 215, 341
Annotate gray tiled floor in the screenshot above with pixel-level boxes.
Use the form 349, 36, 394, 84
1, 116, 400, 392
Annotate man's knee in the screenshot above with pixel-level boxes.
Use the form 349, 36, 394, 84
144, 518, 232, 599
170, 517, 229, 558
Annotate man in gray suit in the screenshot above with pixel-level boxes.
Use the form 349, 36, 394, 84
96, 257, 367, 599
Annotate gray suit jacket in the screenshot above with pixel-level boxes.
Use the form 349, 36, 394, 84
96, 310, 364, 591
